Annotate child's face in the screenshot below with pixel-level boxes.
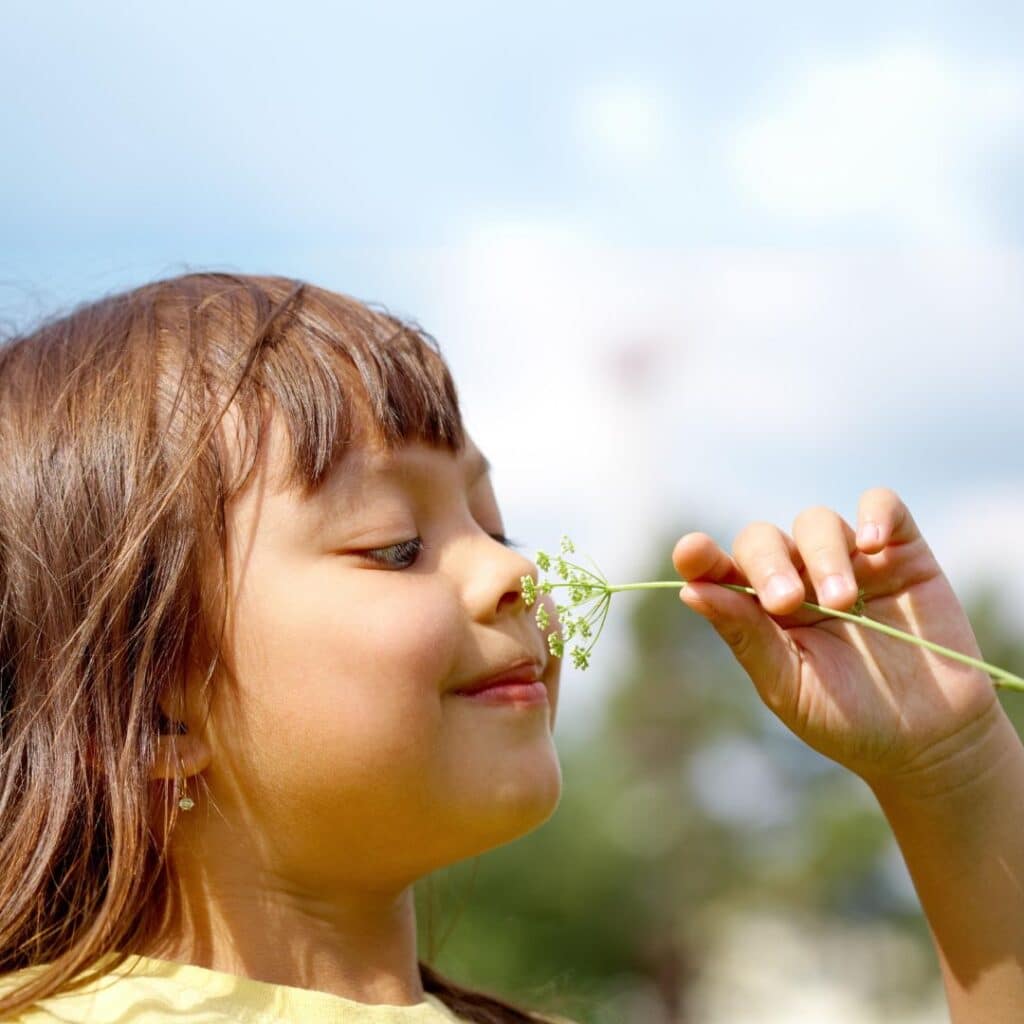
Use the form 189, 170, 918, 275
198, 409, 562, 888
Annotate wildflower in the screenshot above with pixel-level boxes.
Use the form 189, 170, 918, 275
534, 602, 549, 632
519, 541, 612, 674
518, 534, 1024, 692
570, 646, 590, 670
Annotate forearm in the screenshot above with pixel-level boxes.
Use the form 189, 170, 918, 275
867, 708, 1024, 1022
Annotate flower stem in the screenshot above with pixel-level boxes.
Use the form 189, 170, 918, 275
558, 578, 1024, 693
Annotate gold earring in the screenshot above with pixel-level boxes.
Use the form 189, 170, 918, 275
176, 747, 195, 812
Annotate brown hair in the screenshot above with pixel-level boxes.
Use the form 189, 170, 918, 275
0, 272, 558, 1022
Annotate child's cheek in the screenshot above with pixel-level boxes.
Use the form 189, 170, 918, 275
334, 580, 460, 690
228, 586, 462, 867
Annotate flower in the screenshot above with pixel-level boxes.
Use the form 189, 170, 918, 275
519, 538, 612, 673
517, 534, 1024, 691
534, 602, 549, 631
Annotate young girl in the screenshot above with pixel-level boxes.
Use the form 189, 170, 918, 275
0, 273, 1020, 1023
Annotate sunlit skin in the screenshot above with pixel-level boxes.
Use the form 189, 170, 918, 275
671, 494, 1001, 784
145, 407, 562, 1007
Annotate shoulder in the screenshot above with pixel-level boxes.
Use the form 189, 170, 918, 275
0, 960, 197, 1023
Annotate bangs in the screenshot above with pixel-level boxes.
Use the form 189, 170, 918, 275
177, 275, 468, 501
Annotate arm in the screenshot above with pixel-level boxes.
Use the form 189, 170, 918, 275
867, 707, 1024, 1022
670, 490, 1024, 1018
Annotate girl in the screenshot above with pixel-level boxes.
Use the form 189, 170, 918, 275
0, 273, 1020, 1023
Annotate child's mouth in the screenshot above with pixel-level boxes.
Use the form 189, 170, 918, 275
453, 681, 548, 705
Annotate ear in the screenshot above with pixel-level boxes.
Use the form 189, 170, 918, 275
148, 728, 213, 781
149, 659, 214, 781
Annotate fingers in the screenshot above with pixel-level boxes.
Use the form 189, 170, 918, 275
731, 507, 858, 614
672, 525, 807, 615
671, 488, 915, 716
678, 570, 804, 713
674, 530, 805, 713
789, 505, 860, 611
856, 486, 920, 552
731, 523, 807, 615
671, 531, 745, 586
676, 489, 912, 619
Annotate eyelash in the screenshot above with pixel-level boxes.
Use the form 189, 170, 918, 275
364, 534, 523, 568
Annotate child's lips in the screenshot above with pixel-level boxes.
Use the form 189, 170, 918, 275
451, 659, 546, 697
454, 681, 548, 705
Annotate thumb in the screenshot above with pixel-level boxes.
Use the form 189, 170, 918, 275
680, 580, 802, 714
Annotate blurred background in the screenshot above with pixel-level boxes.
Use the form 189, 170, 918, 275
4, 3, 1024, 1020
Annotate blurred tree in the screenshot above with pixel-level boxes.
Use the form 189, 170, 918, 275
416, 522, 1024, 1023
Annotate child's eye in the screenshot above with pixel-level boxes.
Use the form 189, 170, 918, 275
364, 537, 425, 569
364, 534, 522, 569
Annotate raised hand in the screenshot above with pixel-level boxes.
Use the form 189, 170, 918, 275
672, 487, 1008, 788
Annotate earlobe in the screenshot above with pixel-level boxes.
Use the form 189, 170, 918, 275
148, 730, 213, 781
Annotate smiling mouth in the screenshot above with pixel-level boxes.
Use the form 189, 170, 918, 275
452, 680, 548, 705
451, 659, 545, 697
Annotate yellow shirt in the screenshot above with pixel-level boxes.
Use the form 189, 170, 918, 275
0, 955, 577, 1023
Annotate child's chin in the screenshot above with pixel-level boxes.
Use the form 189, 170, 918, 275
460, 759, 564, 851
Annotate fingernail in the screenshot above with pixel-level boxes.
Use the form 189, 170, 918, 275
766, 574, 797, 603
822, 574, 848, 603
858, 522, 880, 546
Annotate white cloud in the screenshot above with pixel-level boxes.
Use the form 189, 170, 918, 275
730, 46, 1024, 242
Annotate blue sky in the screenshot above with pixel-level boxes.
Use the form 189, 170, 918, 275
6, 1, 1024, 256
4, 2, 1024, 736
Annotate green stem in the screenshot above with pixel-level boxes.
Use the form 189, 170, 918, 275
551, 579, 1024, 693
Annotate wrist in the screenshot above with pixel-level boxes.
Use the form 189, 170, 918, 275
864, 701, 1023, 810
859, 704, 1024, 1022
